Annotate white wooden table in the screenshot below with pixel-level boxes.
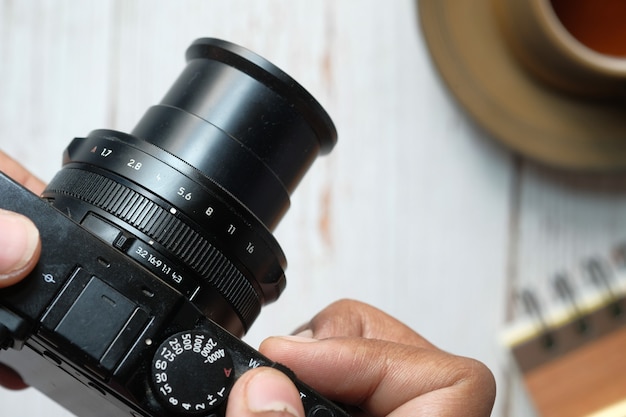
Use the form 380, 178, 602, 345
2, 1, 626, 416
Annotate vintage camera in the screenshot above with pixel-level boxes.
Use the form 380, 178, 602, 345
0, 38, 348, 417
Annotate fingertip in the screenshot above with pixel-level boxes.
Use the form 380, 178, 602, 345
0, 363, 28, 390
0, 210, 41, 287
292, 328, 314, 339
0, 151, 46, 195
226, 367, 305, 417
258, 335, 319, 363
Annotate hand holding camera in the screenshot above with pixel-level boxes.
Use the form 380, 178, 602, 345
0, 150, 495, 417
0, 39, 495, 417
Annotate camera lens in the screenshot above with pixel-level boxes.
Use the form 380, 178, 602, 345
41, 38, 337, 336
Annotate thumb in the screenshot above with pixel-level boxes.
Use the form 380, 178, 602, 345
0, 209, 41, 287
226, 367, 305, 417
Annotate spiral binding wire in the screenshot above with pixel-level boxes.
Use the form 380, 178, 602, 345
503, 244, 626, 372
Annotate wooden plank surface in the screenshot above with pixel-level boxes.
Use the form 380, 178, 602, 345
524, 327, 626, 417
2, 1, 626, 416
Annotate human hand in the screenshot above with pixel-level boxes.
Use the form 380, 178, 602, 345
0, 151, 44, 390
226, 299, 496, 417
0, 152, 496, 416
0, 151, 44, 287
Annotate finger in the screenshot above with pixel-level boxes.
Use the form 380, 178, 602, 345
0, 209, 41, 287
295, 299, 436, 349
226, 367, 305, 417
260, 336, 495, 417
0, 151, 46, 194
0, 362, 28, 390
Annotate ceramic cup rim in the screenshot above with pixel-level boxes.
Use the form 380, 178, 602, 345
537, 0, 626, 76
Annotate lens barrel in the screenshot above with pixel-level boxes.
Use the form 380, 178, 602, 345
133, 38, 336, 230
42, 38, 336, 335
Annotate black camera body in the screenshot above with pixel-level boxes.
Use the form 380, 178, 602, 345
0, 39, 348, 417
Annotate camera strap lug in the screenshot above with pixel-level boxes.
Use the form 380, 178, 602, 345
0, 307, 31, 350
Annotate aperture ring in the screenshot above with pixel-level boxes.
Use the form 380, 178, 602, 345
45, 168, 261, 327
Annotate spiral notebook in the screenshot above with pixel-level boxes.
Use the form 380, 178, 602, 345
502, 245, 626, 417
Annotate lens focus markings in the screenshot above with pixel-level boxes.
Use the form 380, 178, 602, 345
126, 238, 198, 297
45, 167, 262, 327
67, 135, 284, 287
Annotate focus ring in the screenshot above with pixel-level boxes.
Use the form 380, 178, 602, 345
45, 168, 261, 326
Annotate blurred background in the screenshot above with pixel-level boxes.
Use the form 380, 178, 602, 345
2, 1, 626, 416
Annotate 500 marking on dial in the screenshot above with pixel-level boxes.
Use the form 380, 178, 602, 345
152, 331, 234, 414
156, 333, 225, 365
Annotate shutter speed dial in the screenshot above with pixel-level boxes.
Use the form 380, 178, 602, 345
151, 330, 234, 415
